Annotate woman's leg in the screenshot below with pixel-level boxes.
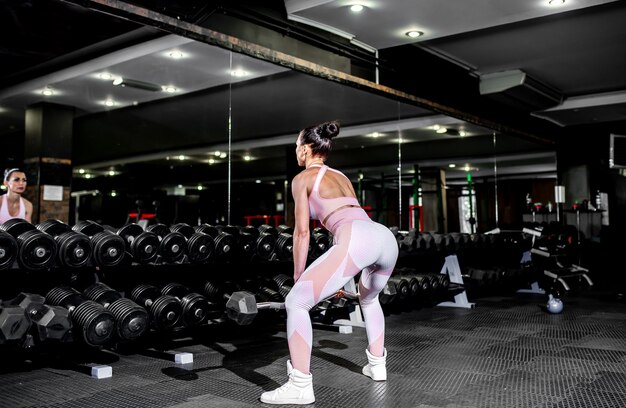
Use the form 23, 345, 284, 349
285, 225, 364, 374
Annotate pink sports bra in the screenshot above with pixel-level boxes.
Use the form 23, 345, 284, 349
308, 165, 361, 224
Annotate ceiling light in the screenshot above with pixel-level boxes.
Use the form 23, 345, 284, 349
459, 130, 467, 137
111, 191, 117, 197
178, 155, 186, 160
168, 50, 184, 59
219, 153, 227, 159
104, 99, 115, 107
432, 124, 440, 130
214, 151, 221, 156
255, 180, 262, 184
112, 77, 162, 92
78, 169, 85, 174
548, 0, 565, 5
449, 164, 456, 168
42, 87, 54, 96
197, 185, 203, 191
367, 132, 383, 138
406, 31, 424, 38
208, 159, 215, 165
243, 155, 252, 161
231, 69, 248, 77
350, 4, 364, 12
163, 86, 177, 93
436, 127, 447, 134
84, 174, 93, 179
177, 184, 183, 188
98, 72, 113, 80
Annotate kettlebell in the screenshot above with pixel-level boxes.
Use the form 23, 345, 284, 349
546, 294, 564, 314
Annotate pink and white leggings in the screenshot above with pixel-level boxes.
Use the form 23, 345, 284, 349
285, 219, 399, 374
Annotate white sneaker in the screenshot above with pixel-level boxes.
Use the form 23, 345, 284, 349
260, 360, 315, 405
362, 348, 387, 381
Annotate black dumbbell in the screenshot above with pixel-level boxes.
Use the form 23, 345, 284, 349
161, 282, 212, 327
72, 220, 126, 267
6, 293, 72, 344
37, 219, 93, 268
202, 281, 263, 325
309, 229, 332, 260
277, 224, 294, 235
0, 219, 57, 270
116, 223, 160, 264
387, 275, 410, 303
170, 223, 215, 264
130, 284, 182, 330
238, 226, 276, 260
258, 224, 278, 237
274, 232, 294, 260
83, 283, 149, 341
194, 225, 235, 259
0, 302, 32, 345
45, 286, 115, 346
145, 223, 187, 263
0, 230, 18, 270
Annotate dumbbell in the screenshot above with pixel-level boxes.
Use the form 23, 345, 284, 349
37, 219, 92, 268
83, 283, 149, 341
0, 230, 18, 270
0, 300, 32, 345
194, 224, 235, 258
5, 293, 72, 344
309, 229, 332, 260
130, 284, 182, 330
202, 281, 258, 325
237, 226, 276, 260
403, 272, 432, 298
144, 223, 187, 263
277, 225, 294, 235
169, 223, 215, 264
274, 232, 294, 260
116, 223, 160, 264
387, 275, 410, 303
45, 286, 115, 346
258, 224, 278, 237
72, 220, 126, 267
161, 283, 212, 327
0, 219, 57, 270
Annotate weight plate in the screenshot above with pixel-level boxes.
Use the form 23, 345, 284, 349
187, 232, 214, 263
158, 232, 186, 263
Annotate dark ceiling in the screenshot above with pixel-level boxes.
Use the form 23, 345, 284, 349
2, 0, 623, 192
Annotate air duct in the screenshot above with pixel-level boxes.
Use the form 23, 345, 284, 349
479, 69, 562, 111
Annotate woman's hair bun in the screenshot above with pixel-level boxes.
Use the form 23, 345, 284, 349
319, 121, 340, 139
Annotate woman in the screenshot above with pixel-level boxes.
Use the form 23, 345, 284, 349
260, 122, 399, 405
1, 168, 33, 224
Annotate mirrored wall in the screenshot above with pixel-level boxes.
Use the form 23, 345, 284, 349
0, 23, 557, 232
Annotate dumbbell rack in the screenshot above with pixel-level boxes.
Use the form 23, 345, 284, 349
436, 255, 475, 309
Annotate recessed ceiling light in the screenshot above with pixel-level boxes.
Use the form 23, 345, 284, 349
350, 4, 364, 12
42, 87, 54, 96
459, 130, 467, 137
78, 169, 86, 174
98, 72, 113, 80
84, 174, 93, 179
367, 132, 383, 138
243, 155, 252, 161
112, 77, 123, 86
178, 155, 186, 160
111, 191, 117, 197
104, 99, 115, 107
197, 185, 203, 191
449, 164, 456, 168
214, 151, 222, 156
231, 69, 249, 77
219, 153, 227, 159
208, 158, 215, 165
436, 127, 447, 134
548, 0, 565, 5
406, 31, 424, 38
163, 86, 177, 93
168, 50, 184, 59
255, 180, 262, 184
432, 124, 440, 130
108, 170, 116, 176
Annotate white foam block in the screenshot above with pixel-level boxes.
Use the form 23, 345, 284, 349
175, 352, 193, 364
91, 365, 112, 379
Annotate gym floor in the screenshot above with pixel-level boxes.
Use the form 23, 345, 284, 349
2, 290, 626, 408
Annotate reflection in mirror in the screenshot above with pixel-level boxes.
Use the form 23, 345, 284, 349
0, 29, 557, 232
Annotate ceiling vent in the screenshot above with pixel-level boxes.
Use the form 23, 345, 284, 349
479, 69, 562, 111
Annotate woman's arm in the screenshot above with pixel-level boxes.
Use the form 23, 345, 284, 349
291, 173, 311, 282
24, 198, 33, 223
